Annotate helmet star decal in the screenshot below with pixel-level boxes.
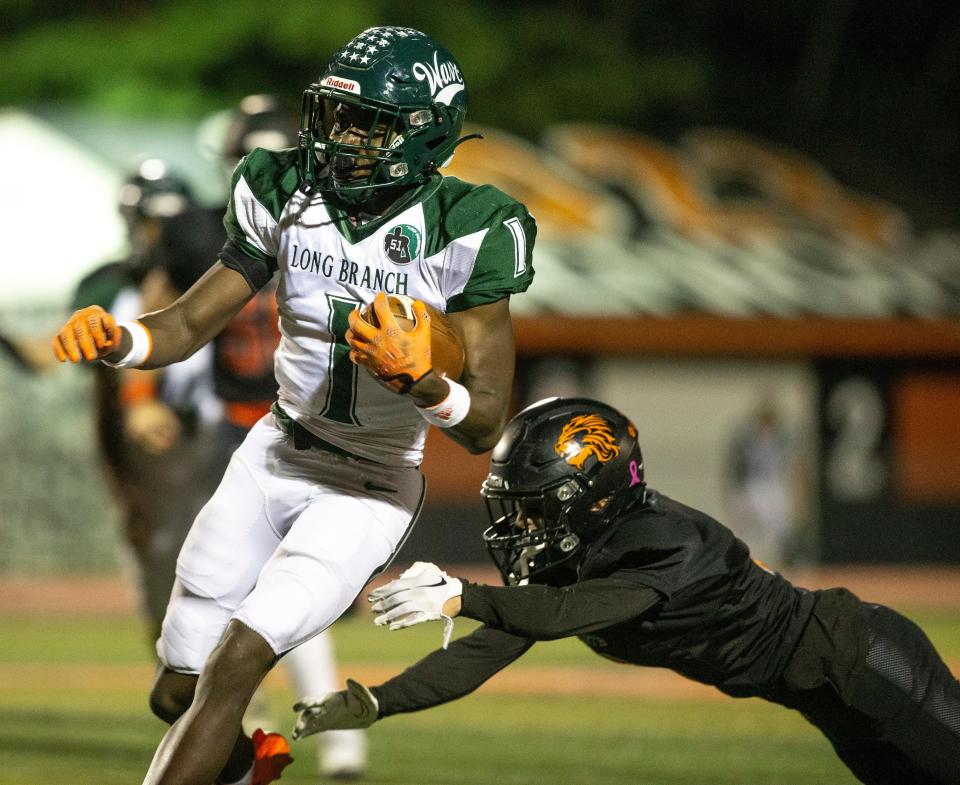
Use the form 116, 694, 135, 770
554, 414, 621, 469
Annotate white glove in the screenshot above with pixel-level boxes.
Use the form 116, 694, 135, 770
368, 561, 463, 648
291, 678, 379, 740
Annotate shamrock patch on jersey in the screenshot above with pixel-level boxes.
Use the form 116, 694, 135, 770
383, 224, 422, 265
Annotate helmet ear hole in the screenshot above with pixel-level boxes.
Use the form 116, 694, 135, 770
589, 495, 613, 513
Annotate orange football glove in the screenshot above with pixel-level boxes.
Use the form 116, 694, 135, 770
52, 305, 121, 363
346, 293, 432, 394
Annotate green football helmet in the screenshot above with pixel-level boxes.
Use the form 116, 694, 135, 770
299, 26, 472, 202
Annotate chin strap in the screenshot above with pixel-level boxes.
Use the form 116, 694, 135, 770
450, 132, 484, 150
427, 133, 485, 176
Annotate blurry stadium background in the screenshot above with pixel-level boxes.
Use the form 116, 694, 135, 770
1, 2, 958, 784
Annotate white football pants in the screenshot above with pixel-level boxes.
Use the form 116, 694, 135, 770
157, 413, 424, 672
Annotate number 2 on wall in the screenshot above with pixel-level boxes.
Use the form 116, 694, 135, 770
825, 377, 886, 501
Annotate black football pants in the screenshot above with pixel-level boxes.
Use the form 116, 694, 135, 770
771, 596, 960, 785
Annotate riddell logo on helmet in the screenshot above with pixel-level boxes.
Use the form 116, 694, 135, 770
554, 415, 620, 470
321, 75, 361, 95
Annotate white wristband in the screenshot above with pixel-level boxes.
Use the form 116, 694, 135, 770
101, 320, 153, 368
417, 377, 471, 428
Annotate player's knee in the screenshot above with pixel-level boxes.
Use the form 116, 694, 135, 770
157, 584, 232, 674
148, 671, 197, 725
193, 621, 277, 703
238, 557, 350, 650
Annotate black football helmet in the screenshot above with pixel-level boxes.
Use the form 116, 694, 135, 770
117, 159, 195, 222
298, 26, 474, 203
221, 94, 298, 168
117, 160, 196, 277
482, 397, 646, 586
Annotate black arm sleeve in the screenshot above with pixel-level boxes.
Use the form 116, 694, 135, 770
218, 239, 275, 292
459, 575, 663, 640
370, 625, 534, 717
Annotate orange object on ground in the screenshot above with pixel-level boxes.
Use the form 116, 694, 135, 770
250, 728, 293, 785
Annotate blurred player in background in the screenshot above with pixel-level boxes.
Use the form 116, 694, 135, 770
0, 162, 221, 644
116, 181, 225, 642
216, 93, 368, 780
297, 397, 960, 785
725, 396, 804, 568
54, 27, 535, 785
208, 94, 293, 480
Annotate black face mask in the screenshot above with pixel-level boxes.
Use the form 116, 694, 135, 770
482, 485, 583, 586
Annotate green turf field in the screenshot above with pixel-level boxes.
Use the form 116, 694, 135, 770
1, 608, 958, 785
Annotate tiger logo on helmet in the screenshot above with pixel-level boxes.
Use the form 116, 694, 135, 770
554, 414, 621, 470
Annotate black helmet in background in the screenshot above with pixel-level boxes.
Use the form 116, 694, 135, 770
117, 159, 196, 277
221, 94, 299, 170
118, 158, 195, 222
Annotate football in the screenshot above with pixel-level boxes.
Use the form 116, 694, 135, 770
359, 294, 465, 381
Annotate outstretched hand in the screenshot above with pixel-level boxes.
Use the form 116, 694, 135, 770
368, 561, 463, 648
292, 678, 379, 740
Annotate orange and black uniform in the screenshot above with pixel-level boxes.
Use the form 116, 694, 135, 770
208, 282, 280, 471
151, 204, 280, 471
70, 261, 142, 478
372, 491, 960, 785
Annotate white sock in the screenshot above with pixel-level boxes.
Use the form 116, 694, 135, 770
285, 630, 338, 695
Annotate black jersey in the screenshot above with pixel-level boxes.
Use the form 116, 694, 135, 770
373, 490, 816, 716
572, 491, 815, 696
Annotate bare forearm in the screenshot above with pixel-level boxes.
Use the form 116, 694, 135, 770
410, 298, 515, 454
103, 263, 254, 369
446, 374, 511, 453
138, 300, 221, 368
410, 370, 511, 453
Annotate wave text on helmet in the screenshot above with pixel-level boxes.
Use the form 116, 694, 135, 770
412, 51, 464, 105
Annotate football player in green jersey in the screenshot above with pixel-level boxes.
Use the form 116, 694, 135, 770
216, 93, 370, 781
54, 27, 535, 785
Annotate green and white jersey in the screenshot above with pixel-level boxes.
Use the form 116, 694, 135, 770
220, 148, 536, 466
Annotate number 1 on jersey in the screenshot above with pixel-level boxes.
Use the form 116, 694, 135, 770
321, 295, 361, 425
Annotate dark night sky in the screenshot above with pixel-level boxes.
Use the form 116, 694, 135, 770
4, 0, 958, 225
